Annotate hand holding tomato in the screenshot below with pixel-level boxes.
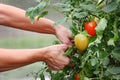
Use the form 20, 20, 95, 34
84, 20, 97, 37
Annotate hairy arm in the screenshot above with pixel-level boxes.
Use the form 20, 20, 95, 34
0, 3, 72, 44
0, 48, 44, 71
0, 44, 69, 72
0, 3, 56, 34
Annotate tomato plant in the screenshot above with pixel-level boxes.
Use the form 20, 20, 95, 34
74, 33, 89, 51
84, 20, 97, 37
26, 0, 120, 80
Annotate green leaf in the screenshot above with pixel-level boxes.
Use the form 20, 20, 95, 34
96, 18, 107, 36
106, 67, 120, 75
53, 40, 61, 44
73, 12, 88, 19
102, 2, 118, 13
26, 7, 35, 22
64, 47, 73, 56
80, 4, 97, 12
70, 24, 79, 37
107, 38, 115, 46
89, 36, 97, 43
81, 52, 91, 67
102, 57, 109, 67
53, 3, 71, 12
26, 1, 48, 22
95, 18, 107, 43
113, 75, 120, 80
93, 70, 100, 75
39, 73, 45, 80
81, 30, 90, 36
37, 1, 47, 11
111, 47, 120, 61
90, 58, 98, 66
100, 51, 110, 59
83, 77, 90, 80
37, 11, 48, 20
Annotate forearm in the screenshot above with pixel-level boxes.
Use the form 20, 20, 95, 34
0, 48, 45, 72
0, 3, 56, 34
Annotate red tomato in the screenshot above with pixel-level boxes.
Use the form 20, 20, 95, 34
74, 73, 80, 80
84, 20, 97, 37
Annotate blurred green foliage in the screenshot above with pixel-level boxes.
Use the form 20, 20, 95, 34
0, 35, 56, 49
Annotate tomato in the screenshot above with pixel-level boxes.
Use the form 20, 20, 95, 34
84, 20, 97, 37
74, 34, 89, 51
74, 73, 80, 80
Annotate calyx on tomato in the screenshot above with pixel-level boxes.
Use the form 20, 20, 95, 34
84, 20, 97, 37
74, 33, 89, 51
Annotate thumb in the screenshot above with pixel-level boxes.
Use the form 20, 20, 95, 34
60, 44, 69, 51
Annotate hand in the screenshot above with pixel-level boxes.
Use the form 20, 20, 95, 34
43, 44, 70, 70
55, 25, 72, 45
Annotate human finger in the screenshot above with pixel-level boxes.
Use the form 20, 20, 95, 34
59, 44, 69, 51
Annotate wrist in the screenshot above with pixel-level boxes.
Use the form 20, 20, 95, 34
32, 48, 47, 62
54, 25, 63, 36
36, 18, 56, 35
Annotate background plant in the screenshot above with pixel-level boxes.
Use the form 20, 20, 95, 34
26, 0, 120, 80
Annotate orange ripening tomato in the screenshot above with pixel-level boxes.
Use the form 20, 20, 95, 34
84, 20, 97, 37
74, 34, 89, 51
74, 73, 80, 80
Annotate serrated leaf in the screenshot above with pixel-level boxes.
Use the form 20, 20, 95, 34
102, 2, 118, 13
106, 67, 120, 75
73, 12, 88, 19
26, 7, 35, 22
37, 11, 48, 20
26, 1, 48, 22
111, 47, 120, 61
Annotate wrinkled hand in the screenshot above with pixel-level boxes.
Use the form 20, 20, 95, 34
55, 25, 72, 45
43, 44, 70, 70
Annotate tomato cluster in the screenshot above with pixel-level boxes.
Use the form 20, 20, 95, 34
74, 20, 97, 51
